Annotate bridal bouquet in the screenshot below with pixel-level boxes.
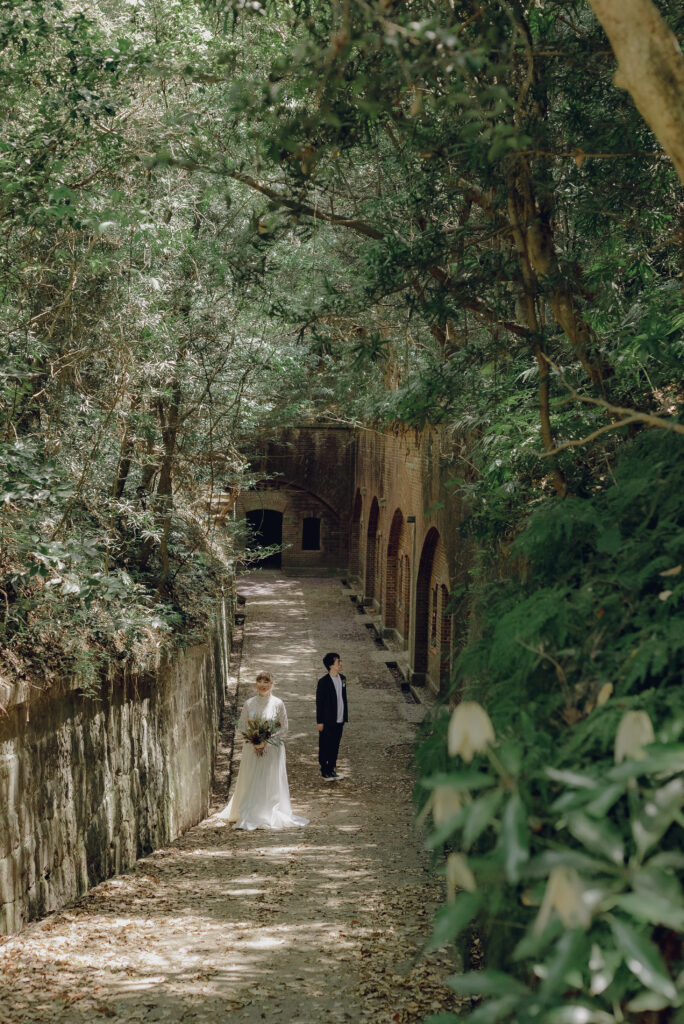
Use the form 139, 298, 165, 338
239, 717, 282, 756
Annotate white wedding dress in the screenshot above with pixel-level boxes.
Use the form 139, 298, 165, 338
218, 693, 309, 831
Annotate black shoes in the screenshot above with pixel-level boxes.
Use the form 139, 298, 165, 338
321, 770, 342, 782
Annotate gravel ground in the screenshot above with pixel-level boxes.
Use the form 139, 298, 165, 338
0, 574, 459, 1024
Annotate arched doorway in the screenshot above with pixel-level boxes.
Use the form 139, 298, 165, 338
245, 508, 283, 568
365, 497, 379, 604
414, 527, 440, 684
385, 508, 403, 630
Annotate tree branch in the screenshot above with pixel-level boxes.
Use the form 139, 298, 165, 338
588, 0, 684, 186
539, 353, 684, 452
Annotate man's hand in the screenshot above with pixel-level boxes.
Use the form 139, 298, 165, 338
317, 723, 324, 732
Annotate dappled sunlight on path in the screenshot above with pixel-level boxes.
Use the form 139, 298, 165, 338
0, 575, 457, 1023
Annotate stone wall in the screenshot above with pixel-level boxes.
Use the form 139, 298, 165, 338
0, 617, 229, 937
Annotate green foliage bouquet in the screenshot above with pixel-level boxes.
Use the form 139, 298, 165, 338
239, 717, 282, 756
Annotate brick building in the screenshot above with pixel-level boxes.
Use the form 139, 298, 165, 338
237, 424, 472, 695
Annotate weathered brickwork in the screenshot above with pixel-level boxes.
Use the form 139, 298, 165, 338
238, 422, 472, 691
237, 426, 356, 572
0, 624, 228, 937
352, 427, 472, 694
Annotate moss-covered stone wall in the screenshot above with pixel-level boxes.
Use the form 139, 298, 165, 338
0, 624, 228, 936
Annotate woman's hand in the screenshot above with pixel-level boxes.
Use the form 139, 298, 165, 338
253, 742, 267, 756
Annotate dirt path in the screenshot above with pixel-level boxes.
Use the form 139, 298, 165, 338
0, 575, 457, 1023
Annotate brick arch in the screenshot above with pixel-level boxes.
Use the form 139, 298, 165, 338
365, 497, 380, 603
237, 481, 343, 572
242, 479, 341, 520
414, 527, 441, 681
384, 508, 403, 630
349, 489, 363, 578
245, 508, 283, 568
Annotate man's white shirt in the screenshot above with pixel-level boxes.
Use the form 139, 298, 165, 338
330, 674, 344, 723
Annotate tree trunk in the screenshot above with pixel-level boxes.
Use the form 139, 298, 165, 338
510, 166, 610, 393
588, 0, 684, 187
507, 191, 568, 498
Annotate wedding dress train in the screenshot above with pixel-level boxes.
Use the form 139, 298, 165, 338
218, 692, 309, 831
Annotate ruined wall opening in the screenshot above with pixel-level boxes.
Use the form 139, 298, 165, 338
414, 527, 440, 683
245, 508, 283, 568
385, 508, 403, 630
302, 516, 321, 550
365, 497, 379, 604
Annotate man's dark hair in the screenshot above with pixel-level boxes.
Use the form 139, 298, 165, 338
323, 652, 340, 671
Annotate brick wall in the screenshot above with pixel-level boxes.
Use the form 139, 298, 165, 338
240, 423, 472, 693
237, 426, 356, 573
352, 427, 472, 694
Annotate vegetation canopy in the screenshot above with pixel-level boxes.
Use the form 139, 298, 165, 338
1, 0, 683, 1019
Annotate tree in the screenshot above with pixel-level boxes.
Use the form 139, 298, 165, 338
588, 0, 684, 186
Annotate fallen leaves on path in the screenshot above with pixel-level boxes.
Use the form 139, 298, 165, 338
0, 577, 464, 1024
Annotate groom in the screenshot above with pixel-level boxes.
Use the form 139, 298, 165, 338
316, 652, 348, 781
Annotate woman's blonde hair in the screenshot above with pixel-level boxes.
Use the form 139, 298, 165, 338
255, 671, 274, 684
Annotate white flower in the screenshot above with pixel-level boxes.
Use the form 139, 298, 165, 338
614, 710, 655, 764
448, 701, 495, 761
534, 866, 591, 935
432, 785, 462, 827
446, 853, 477, 900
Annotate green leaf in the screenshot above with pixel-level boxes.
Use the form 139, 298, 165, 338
513, 917, 564, 962
632, 865, 684, 905
500, 794, 529, 882
543, 1007, 615, 1024
647, 851, 684, 871
425, 809, 468, 850
530, 849, 620, 878
609, 916, 678, 1000
632, 776, 684, 858
463, 788, 504, 850
546, 767, 599, 790
596, 525, 622, 554
421, 771, 496, 792
612, 892, 684, 932
539, 930, 589, 1000
565, 812, 624, 866
585, 783, 625, 819
588, 943, 622, 996
626, 992, 674, 1013
427, 893, 482, 951
608, 744, 684, 781
465, 996, 522, 1024
446, 971, 529, 997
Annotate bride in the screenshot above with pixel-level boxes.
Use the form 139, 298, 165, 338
218, 671, 309, 830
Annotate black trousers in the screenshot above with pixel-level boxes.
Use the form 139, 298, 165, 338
318, 722, 344, 774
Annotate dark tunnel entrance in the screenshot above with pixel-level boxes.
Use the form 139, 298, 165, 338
245, 508, 283, 568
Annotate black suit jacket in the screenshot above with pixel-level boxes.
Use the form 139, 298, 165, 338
316, 673, 349, 725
